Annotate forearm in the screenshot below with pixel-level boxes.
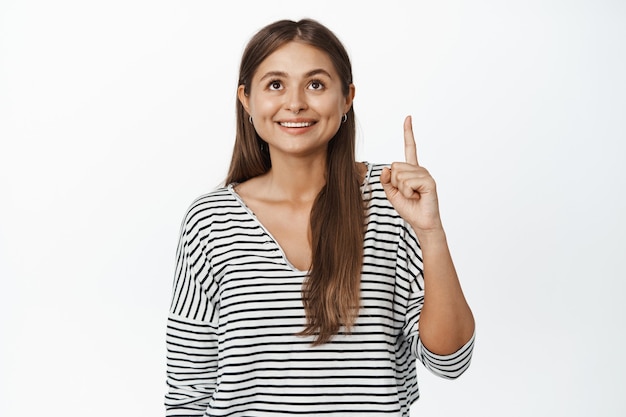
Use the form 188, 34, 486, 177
414, 226, 475, 355
165, 313, 218, 415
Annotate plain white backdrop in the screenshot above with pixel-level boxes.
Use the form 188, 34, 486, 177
1, 1, 625, 415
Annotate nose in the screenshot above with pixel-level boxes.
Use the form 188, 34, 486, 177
285, 88, 307, 114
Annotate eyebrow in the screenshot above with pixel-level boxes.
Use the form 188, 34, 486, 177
258, 68, 333, 82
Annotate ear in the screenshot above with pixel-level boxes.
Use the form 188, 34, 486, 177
237, 85, 250, 113
343, 83, 356, 114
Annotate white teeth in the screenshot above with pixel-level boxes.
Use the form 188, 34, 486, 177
280, 121, 313, 128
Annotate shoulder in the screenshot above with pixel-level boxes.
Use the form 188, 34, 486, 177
179, 186, 241, 234
185, 186, 235, 216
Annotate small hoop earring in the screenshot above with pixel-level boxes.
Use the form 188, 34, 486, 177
248, 115, 253, 124
342, 114, 348, 123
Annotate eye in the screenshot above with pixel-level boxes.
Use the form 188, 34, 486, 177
268, 80, 283, 91
308, 80, 325, 91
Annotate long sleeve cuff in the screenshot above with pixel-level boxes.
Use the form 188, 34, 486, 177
417, 331, 475, 379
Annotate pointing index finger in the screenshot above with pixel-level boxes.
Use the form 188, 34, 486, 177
404, 115, 419, 166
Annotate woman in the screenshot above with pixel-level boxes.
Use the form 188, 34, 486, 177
166, 18, 475, 416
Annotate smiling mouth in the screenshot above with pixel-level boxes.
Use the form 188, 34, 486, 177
279, 121, 315, 128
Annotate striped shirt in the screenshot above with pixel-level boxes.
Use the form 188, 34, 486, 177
165, 163, 474, 416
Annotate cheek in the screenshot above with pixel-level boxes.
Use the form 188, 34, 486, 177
248, 93, 278, 116
314, 95, 346, 117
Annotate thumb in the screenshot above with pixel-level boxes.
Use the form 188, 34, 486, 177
380, 167, 398, 199
380, 166, 391, 185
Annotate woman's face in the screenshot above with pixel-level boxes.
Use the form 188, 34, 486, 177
239, 41, 354, 160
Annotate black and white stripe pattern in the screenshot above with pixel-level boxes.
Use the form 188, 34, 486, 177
165, 163, 474, 416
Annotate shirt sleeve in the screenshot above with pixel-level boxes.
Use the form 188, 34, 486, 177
399, 224, 475, 380
165, 205, 220, 416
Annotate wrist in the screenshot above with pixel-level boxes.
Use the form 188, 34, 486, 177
412, 225, 447, 246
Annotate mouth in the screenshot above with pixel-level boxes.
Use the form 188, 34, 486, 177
278, 121, 315, 128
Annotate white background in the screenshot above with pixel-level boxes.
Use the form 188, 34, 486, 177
1, 1, 625, 416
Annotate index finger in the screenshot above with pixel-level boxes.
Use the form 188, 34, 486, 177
404, 115, 419, 166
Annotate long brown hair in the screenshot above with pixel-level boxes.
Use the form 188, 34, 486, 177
225, 19, 364, 345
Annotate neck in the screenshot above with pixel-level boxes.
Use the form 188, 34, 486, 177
263, 155, 327, 203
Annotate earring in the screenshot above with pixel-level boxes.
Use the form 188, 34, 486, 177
249, 115, 253, 124
342, 114, 348, 123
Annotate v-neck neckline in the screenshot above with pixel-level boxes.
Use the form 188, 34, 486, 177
227, 162, 373, 273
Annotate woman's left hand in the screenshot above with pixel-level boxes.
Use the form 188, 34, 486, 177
382, 116, 476, 355
380, 116, 443, 234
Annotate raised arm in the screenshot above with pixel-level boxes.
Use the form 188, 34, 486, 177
380, 116, 475, 355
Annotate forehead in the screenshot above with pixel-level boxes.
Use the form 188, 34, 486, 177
254, 41, 337, 79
